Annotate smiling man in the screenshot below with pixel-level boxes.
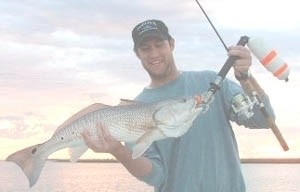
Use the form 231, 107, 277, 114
132, 20, 179, 88
83, 19, 275, 192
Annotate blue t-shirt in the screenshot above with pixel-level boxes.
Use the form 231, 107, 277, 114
133, 70, 274, 192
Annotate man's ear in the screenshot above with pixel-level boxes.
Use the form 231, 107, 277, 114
133, 48, 141, 59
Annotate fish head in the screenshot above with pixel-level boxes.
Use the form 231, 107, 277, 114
154, 97, 201, 137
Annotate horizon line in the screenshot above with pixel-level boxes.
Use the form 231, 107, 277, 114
48, 158, 300, 164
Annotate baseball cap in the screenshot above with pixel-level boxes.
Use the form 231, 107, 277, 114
132, 19, 171, 49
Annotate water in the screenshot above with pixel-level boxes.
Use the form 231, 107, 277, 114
0, 161, 299, 192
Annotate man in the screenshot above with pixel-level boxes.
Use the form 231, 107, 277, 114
82, 19, 274, 192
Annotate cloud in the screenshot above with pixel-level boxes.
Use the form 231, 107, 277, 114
0, 119, 15, 130
205, 0, 300, 30
0, 113, 51, 138
0, 0, 299, 159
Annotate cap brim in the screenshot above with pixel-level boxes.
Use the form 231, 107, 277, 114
136, 31, 168, 47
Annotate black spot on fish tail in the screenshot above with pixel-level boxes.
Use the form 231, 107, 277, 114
61, 136, 64, 140
32, 148, 37, 154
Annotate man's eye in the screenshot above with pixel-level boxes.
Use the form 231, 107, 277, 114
140, 46, 150, 51
155, 42, 164, 47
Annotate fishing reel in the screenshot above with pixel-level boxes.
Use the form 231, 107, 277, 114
231, 92, 258, 119
194, 0, 290, 151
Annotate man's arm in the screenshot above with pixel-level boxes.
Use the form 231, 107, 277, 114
111, 144, 153, 178
81, 124, 153, 178
237, 73, 266, 100
229, 45, 269, 107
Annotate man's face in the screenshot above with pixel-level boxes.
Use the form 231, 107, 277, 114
135, 36, 175, 80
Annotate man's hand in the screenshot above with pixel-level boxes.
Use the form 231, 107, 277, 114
82, 123, 123, 154
228, 45, 252, 79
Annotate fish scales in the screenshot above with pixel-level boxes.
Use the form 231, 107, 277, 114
94, 103, 157, 142
6, 97, 203, 187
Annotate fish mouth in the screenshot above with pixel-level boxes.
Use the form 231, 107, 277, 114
194, 95, 202, 108
194, 95, 210, 114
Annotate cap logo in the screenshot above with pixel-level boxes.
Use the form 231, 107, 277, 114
132, 19, 171, 48
136, 21, 158, 35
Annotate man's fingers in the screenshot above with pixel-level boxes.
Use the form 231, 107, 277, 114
228, 46, 251, 59
82, 132, 104, 152
81, 125, 119, 153
82, 130, 94, 147
81, 130, 90, 143
96, 123, 111, 139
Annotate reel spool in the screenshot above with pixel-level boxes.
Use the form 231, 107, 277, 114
231, 93, 257, 119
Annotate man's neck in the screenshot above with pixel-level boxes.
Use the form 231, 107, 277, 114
148, 70, 181, 89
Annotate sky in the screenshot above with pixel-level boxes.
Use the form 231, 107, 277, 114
0, 0, 299, 160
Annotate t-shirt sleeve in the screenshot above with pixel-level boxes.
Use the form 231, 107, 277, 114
125, 142, 166, 186
221, 77, 275, 128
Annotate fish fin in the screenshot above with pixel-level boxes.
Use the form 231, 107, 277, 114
132, 142, 152, 159
6, 144, 46, 187
69, 145, 88, 162
158, 122, 193, 138
55, 103, 111, 134
118, 99, 141, 106
132, 129, 165, 159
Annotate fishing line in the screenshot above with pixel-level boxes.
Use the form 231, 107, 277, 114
192, 0, 249, 100
193, 0, 289, 151
194, 0, 290, 82
194, 0, 228, 51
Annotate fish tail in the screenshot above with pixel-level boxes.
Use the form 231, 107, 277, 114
6, 144, 46, 187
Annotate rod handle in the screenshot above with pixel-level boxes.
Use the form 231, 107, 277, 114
217, 36, 249, 78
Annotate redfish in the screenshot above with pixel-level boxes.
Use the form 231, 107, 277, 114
7, 96, 202, 187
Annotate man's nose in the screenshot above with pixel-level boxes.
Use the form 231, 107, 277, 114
148, 47, 160, 58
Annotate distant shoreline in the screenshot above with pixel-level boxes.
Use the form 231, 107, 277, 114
240, 158, 300, 164
49, 158, 300, 164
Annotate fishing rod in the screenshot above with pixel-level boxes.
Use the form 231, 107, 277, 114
194, 0, 289, 151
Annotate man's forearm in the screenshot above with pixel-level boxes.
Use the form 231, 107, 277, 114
238, 73, 266, 100
111, 145, 153, 178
